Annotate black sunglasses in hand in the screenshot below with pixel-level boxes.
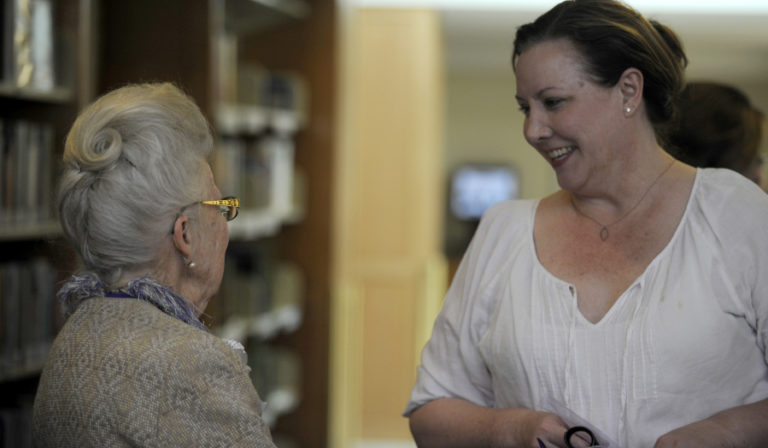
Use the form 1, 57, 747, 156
536, 426, 601, 448
565, 426, 600, 447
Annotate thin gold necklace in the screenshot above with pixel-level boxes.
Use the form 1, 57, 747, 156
570, 159, 675, 241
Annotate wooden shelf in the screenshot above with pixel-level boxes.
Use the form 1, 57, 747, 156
0, 360, 48, 383
0, 222, 62, 241
216, 304, 303, 342
227, 205, 304, 241
0, 83, 74, 104
216, 103, 305, 136
96, 0, 335, 444
223, 0, 310, 35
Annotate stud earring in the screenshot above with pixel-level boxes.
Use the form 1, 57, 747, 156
625, 106, 632, 114
187, 260, 196, 269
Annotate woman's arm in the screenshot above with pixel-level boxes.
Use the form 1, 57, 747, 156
409, 397, 575, 448
654, 398, 768, 448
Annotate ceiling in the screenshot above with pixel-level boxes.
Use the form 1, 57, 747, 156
442, 7, 768, 85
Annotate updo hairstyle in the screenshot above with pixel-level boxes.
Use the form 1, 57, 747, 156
512, 0, 688, 137
57, 83, 214, 285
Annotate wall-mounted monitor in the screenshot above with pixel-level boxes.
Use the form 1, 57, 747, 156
449, 164, 519, 220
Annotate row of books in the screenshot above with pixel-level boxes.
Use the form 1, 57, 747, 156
0, 119, 56, 230
213, 135, 302, 240
215, 251, 304, 428
246, 342, 301, 428
0, 258, 59, 381
216, 250, 304, 342
0, 394, 34, 448
2, 0, 56, 91
215, 33, 307, 136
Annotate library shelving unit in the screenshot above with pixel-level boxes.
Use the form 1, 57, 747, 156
97, 0, 336, 446
0, 0, 95, 444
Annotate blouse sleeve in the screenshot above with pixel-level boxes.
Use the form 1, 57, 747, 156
404, 200, 529, 415
698, 170, 768, 364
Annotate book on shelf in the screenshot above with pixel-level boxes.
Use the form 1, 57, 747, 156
212, 137, 245, 202
0, 118, 56, 229
263, 72, 307, 136
30, 0, 54, 90
215, 67, 307, 137
212, 134, 297, 238
2, 0, 55, 90
214, 32, 238, 104
0, 119, 4, 218
0, 258, 57, 379
260, 136, 295, 221
14, 120, 30, 224
246, 342, 301, 427
217, 251, 304, 342
0, 394, 34, 448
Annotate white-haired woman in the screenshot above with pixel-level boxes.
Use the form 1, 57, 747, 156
32, 83, 275, 447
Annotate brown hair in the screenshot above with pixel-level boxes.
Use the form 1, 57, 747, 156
668, 81, 765, 175
512, 0, 688, 137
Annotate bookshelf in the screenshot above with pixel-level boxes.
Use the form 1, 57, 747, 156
0, 0, 94, 445
97, 0, 335, 446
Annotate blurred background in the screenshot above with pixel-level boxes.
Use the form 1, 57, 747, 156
0, 0, 766, 447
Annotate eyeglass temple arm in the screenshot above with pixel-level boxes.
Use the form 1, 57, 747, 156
201, 198, 239, 207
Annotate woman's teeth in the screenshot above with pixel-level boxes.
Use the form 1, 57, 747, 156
548, 146, 575, 161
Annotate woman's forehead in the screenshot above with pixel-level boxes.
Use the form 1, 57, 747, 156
515, 39, 590, 95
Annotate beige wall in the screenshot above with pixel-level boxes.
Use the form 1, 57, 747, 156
444, 71, 559, 200
331, 8, 446, 448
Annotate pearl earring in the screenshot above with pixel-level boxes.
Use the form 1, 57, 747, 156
625, 106, 632, 114
186, 259, 196, 269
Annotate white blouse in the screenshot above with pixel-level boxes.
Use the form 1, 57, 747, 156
405, 169, 768, 447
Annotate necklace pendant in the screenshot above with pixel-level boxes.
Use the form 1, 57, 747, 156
600, 226, 609, 241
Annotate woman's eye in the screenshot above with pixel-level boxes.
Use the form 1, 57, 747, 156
517, 104, 530, 115
544, 98, 564, 109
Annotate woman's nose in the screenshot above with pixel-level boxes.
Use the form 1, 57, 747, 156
524, 111, 553, 143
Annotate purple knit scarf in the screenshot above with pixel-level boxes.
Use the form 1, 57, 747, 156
57, 272, 207, 331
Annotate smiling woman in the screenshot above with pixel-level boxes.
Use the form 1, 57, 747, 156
406, 1, 768, 447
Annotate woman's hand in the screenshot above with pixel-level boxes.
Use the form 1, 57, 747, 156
653, 418, 739, 448
409, 398, 584, 447
518, 411, 589, 448
654, 399, 768, 448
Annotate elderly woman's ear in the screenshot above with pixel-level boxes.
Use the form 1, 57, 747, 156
172, 214, 193, 261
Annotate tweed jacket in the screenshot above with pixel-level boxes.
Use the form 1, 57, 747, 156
32, 297, 276, 447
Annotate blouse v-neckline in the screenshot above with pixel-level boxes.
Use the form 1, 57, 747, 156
528, 169, 701, 326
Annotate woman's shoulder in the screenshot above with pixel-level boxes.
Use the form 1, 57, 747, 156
476, 199, 538, 238
37, 298, 273, 448
455, 199, 538, 286
482, 198, 538, 219
694, 168, 768, 217
61, 298, 240, 366
687, 168, 768, 251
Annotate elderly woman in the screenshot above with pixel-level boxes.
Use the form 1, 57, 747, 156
32, 83, 275, 447
406, 1, 768, 447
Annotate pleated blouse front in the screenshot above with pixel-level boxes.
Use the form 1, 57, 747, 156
406, 169, 768, 447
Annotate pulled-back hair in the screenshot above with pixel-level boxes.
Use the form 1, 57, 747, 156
57, 83, 214, 285
668, 81, 765, 175
512, 0, 688, 137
